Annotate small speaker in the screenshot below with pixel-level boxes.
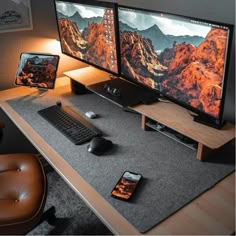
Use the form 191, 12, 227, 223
70, 79, 88, 94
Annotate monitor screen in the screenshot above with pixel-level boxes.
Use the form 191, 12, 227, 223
118, 6, 233, 122
15, 53, 60, 89
55, 0, 119, 75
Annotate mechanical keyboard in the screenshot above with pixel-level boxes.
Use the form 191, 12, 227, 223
38, 104, 102, 145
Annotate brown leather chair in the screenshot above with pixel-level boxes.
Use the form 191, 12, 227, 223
0, 122, 55, 235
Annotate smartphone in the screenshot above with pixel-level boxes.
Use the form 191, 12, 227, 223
111, 171, 142, 200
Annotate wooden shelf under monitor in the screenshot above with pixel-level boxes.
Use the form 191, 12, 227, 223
63, 67, 235, 161
64, 66, 111, 86
132, 101, 235, 161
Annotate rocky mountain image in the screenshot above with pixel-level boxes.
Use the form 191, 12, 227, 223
119, 21, 139, 33
120, 31, 168, 88
58, 11, 102, 32
120, 27, 228, 118
16, 56, 58, 88
168, 35, 205, 49
57, 9, 117, 73
119, 22, 204, 51
141, 24, 171, 51
58, 18, 86, 59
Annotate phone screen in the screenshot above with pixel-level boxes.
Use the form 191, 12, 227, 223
111, 171, 142, 200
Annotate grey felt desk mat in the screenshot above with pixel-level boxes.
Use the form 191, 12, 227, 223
7, 86, 235, 233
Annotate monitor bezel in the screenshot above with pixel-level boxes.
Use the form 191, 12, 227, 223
118, 4, 234, 125
54, 0, 120, 76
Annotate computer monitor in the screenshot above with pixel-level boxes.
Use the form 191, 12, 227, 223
54, 0, 119, 75
118, 6, 233, 128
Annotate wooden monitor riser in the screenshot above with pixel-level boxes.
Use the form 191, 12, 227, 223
64, 67, 235, 161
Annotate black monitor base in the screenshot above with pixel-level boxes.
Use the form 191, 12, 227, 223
87, 78, 159, 107
70, 79, 88, 95
193, 115, 225, 129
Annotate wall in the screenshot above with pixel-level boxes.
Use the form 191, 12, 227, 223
0, 0, 86, 91
0, 0, 235, 123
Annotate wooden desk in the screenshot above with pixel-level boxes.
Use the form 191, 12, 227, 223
0, 75, 235, 235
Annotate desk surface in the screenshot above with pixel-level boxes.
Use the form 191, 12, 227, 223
0, 77, 235, 235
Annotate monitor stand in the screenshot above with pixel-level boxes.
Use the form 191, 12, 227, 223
28, 87, 49, 97
87, 78, 159, 107
70, 79, 88, 95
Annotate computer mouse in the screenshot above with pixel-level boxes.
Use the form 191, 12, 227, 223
85, 111, 97, 119
87, 137, 113, 155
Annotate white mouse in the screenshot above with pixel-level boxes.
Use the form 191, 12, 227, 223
85, 111, 97, 119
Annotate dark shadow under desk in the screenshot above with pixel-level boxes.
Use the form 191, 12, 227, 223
5, 84, 235, 234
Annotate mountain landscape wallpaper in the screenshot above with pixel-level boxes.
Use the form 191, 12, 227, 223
16, 54, 59, 89
56, 1, 118, 74
119, 8, 229, 118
